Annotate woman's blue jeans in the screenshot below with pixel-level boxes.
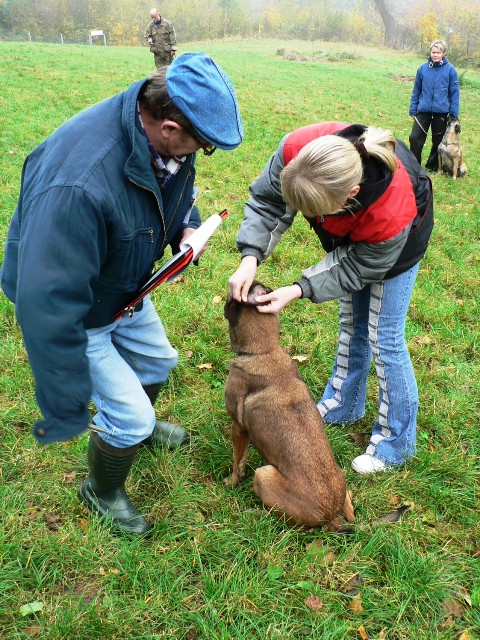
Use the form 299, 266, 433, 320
85, 296, 178, 448
318, 263, 420, 466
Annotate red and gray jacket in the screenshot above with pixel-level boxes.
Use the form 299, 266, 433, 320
236, 122, 433, 303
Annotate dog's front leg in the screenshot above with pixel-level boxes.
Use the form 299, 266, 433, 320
224, 418, 249, 487
453, 157, 459, 180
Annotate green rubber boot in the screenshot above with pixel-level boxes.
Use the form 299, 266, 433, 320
78, 432, 151, 535
141, 383, 190, 449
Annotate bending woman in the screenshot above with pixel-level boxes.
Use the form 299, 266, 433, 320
229, 122, 433, 474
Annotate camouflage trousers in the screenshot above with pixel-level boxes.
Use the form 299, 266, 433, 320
153, 52, 172, 68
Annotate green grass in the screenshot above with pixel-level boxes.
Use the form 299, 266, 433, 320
1, 38, 479, 639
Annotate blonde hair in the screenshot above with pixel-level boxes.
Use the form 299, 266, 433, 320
280, 127, 397, 217
430, 40, 446, 54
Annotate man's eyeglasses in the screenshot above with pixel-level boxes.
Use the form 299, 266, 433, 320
190, 130, 217, 156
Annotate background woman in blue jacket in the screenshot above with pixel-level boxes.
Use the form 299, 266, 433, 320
409, 40, 460, 172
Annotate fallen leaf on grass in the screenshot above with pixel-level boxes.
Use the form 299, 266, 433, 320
63, 471, 76, 483
98, 567, 120, 576
443, 595, 466, 619
20, 602, 44, 617
414, 335, 431, 345
292, 354, 309, 362
24, 627, 41, 637
349, 593, 365, 614
197, 363, 213, 370
342, 574, 363, 596
458, 632, 474, 640
212, 295, 223, 304
357, 624, 368, 639
304, 595, 323, 611
454, 587, 472, 607
372, 505, 410, 525
44, 512, 62, 531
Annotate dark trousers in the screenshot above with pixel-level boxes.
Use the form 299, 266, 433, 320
409, 112, 448, 172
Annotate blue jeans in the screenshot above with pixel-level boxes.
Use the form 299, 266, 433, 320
318, 264, 420, 466
86, 297, 178, 448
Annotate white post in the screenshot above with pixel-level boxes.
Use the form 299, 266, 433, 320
28, 31, 32, 42
60, 34, 64, 44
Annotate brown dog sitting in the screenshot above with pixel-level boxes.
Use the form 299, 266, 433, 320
438, 116, 467, 180
223, 282, 355, 530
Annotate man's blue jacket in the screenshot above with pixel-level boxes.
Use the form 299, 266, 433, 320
409, 57, 459, 118
1, 79, 199, 443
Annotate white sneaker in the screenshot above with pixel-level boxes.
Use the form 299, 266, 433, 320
351, 454, 389, 475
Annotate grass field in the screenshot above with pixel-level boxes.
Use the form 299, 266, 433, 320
0, 38, 479, 639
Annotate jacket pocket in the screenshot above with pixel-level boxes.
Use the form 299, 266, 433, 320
99, 227, 156, 291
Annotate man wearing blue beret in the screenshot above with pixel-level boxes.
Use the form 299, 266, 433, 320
1, 52, 244, 535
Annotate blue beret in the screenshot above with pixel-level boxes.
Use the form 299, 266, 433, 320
166, 52, 243, 151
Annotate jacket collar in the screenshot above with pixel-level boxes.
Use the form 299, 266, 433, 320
428, 56, 449, 68
121, 79, 194, 191
334, 124, 394, 213
122, 79, 153, 187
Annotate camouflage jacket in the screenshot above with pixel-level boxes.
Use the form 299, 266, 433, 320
146, 18, 176, 54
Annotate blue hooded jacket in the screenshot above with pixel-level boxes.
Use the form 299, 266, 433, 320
1, 79, 200, 443
409, 56, 459, 118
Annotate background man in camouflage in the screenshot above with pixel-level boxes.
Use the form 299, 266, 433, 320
146, 7, 177, 69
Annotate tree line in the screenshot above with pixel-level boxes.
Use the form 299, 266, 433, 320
1, 0, 479, 64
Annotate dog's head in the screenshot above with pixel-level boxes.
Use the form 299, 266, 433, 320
224, 281, 280, 354
446, 115, 461, 135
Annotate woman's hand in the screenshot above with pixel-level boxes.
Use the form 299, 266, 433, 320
228, 256, 258, 301
254, 284, 302, 315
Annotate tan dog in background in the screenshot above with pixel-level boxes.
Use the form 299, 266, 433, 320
438, 116, 467, 180
224, 282, 354, 530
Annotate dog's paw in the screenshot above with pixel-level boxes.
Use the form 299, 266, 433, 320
223, 471, 246, 488
223, 475, 238, 488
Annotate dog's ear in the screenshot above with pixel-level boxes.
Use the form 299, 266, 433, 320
246, 281, 273, 306
224, 295, 241, 326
